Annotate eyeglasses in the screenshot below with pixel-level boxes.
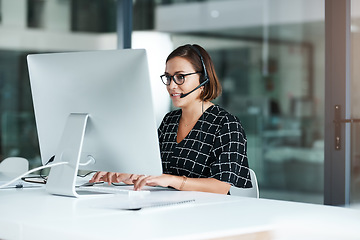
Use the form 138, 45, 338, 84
160, 72, 201, 86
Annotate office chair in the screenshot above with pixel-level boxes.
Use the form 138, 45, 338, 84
229, 169, 259, 198
0, 157, 29, 175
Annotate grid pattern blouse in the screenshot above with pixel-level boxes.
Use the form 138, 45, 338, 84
158, 105, 252, 188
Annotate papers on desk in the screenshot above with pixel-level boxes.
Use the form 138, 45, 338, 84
118, 199, 195, 211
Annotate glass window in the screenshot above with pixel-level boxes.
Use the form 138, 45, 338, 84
0, 0, 326, 204
145, 0, 325, 203
27, 0, 45, 28
0, 50, 40, 168
71, 0, 116, 33
0, 0, 117, 170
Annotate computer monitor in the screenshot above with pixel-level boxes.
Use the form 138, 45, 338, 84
27, 49, 163, 197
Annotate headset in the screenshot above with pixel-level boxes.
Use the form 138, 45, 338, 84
180, 44, 210, 98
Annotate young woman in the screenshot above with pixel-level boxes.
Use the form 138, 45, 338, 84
90, 44, 252, 194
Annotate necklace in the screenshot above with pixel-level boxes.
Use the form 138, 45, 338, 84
181, 117, 198, 127
181, 101, 212, 127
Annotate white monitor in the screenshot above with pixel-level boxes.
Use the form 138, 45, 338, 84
27, 49, 162, 197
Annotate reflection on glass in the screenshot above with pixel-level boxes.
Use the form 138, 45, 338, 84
156, 0, 325, 204
0, 50, 41, 168
0, 0, 117, 168
206, 41, 324, 203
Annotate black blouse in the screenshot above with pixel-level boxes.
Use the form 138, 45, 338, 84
158, 105, 252, 188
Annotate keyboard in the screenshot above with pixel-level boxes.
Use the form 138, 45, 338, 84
76, 183, 151, 196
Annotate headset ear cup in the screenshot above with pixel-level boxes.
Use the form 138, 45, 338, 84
204, 78, 209, 85
203, 76, 209, 84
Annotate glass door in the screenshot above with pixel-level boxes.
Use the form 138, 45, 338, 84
325, 0, 360, 206
350, 0, 360, 205
153, 0, 326, 204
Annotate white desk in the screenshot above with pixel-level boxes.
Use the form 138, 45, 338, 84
0, 185, 359, 240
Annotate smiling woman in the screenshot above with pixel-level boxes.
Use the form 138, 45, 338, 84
91, 44, 252, 195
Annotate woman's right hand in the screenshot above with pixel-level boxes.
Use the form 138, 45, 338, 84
89, 172, 139, 185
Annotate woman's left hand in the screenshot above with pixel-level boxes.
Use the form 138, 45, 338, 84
133, 174, 231, 194
133, 174, 175, 191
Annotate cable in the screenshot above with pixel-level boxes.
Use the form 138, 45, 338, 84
197, 98, 205, 150
36, 155, 96, 181
77, 171, 97, 178
78, 156, 95, 166
39, 155, 55, 180
0, 161, 68, 189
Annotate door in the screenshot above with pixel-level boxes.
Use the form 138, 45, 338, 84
325, 0, 360, 206
350, 0, 360, 205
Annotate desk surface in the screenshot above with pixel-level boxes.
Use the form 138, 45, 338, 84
0, 184, 359, 240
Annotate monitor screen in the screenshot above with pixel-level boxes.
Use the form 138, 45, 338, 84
27, 49, 163, 196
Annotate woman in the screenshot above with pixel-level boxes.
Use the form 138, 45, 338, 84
90, 44, 252, 194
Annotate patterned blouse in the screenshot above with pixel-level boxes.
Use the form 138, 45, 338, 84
158, 105, 252, 188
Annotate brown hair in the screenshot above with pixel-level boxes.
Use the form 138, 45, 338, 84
166, 44, 222, 101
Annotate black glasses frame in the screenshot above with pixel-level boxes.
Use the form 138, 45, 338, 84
160, 71, 201, 86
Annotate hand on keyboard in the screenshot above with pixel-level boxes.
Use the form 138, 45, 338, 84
89, 172, 140, 185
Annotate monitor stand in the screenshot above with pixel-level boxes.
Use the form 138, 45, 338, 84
45, 113, 89, 197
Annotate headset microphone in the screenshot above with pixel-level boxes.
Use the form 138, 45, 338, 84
180, 44, 209, 98
180, 79, 209, 98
